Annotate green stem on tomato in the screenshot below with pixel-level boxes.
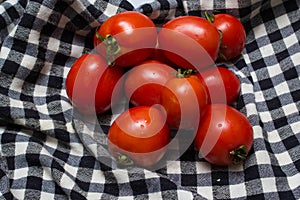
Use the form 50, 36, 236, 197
95, 31, 105, 41
229, 145, 248, 165
117, 153, 134, 166
95, 33, 121, 66
217, 29, 228, 60
204, 12, 228, 61
218, 52, 227, 60
204, 11, 215, 23
105, 35, 121, 66
176, 68, 195, 78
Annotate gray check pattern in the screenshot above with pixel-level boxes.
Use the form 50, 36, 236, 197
0, 0, 299, 199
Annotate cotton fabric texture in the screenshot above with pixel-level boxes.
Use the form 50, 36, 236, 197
0, 0, 299, 199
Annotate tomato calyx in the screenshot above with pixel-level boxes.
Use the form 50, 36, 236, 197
204, 12, 228, 61
204, 11, 215, 23
229, 145, 248, 165
176, 68, 195, 78
116, 153, 134, 166
95, 32, 121, 66
217, 31, 228, 60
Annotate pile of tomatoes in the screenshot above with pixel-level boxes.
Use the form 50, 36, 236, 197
66, 11, 253, 168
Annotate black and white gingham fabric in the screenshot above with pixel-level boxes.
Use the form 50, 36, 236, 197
0, 0, 299, 199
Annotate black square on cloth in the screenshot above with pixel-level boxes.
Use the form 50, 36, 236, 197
295, 159, 300, 172
291, 20, 300, 33
0, 0, 299, 199
283, 67, 298, 81
53, 149, 69, 163
7, 6, 20, 20
40, 23, 57, 37
103, 183, 119, 196
18, 14, 36, 29
51, 0, 69, 13
24, 70, 39, 85
70, 15, 89, 30
5, 156, 16, 171
259, 78, 274, 90
2, 60, 20, 76
119, 0, 134, 11
246, 40, 260, 54
79, 156, 96, 169
279, 190, 296, 200
244, 165, 260, 181
253, 58, 267, 71
261, 5, 275, 23
130, 180, 149, 195
282, 134, 299, 151
47, 75, 64, 89
291, 90, 300, 102
266, 97, 282, 111
26, 176, 43, 191
283, 0, 298, 13
247, 193, 266, 200
0, 16, 6, 31
75, 178, 91, 193
54, 184, 65, 196
160, 177, 177, 191
269, 30, 282, 43
11, 39, 28, 54
212, 170, 229, 186
60, 30, 74, 44
275, 49, 289, 63
273, 116, 288, 129
26, 154, 41, 167
70, 190, 86, 199
53, 52, 69, 66
272, 165, 287, 177
181, 174, 197, 186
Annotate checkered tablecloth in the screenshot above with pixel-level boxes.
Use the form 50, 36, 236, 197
0, 0, 299, 199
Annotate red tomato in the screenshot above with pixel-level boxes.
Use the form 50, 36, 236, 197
124, 60, 176, 106
65, 53, 124, 115
108, 106, 170, 168
160, 71, 208, 129
94, 11, 157, 67
194, 104, 253, 166
196, 66, 241, 104
147, 48, 177, 67
209, 13, 246, 60
158, 16, 221, 70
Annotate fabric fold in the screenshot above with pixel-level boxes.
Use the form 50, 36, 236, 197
0, 0, 299, 199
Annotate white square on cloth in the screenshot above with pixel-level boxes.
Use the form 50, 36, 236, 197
229, 183, 247, 198
127, 0, 155, 8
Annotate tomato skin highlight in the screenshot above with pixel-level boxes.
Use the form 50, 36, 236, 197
160, 74, 208, 129
65, 53, 124, 115
212, 14, 246, 60
94, 11, 158, 67
196, 66, 241, 104
108, 106, 170, 167
158, 16, 221, 70
124, 60, 176, 106
194, 104, 253, 166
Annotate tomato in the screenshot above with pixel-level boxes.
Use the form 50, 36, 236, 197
160, 71, 208, 129
207, 13, 246, 60
94, 11, 157, 67
147, 48, 177, 67
108, 106, 170, 168
194, 104, 253, 166
124, 60, 176, 106
196, 66, 240, 104
65, 53, 124, 115
158, 16, 221, 70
